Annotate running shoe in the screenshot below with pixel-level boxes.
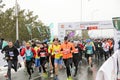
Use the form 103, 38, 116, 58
17, 63, 22, 69
67, 76, 73, 80
74, 73, 77, 77
38, 72, 42, 76
42, 73, 48, 78
29, 75, 32, 80
50, 73, 54, 77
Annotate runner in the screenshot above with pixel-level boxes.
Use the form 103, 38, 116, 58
107, 39, 113, 56
85, 39, 95, 69
94, 39, 99, 60
78, 40, 84, 62
43, 42, 49, 63
14, 40, 20, 48
38, 43, 48, 78
97, 39, 103, 60
31, 40, 36, 48
20, 42, 36, 79
60, 36, 75, 80
90, 39, 96, 59
34, 41, 41, 74
50, 38, 63, 80
1, 41, 19, 80
48, 42, 55, 77
102, 40, 110, 60
73, 41, 82, 77
19, 41, 26, 69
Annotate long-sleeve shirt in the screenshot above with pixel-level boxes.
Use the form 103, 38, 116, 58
60, 42, 75, 59
2, 46, 19, 60
20, 47, 36, 58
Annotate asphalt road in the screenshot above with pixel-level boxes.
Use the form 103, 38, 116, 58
0, 58, 104, 80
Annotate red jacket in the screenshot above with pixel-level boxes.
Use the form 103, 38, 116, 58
20, 47, 36, 58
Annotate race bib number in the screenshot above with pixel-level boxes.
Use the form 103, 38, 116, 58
26, 51, 31, 56
74, 49, 78, 53
9, 51, 14, 56
40, 52, 46, 57
63, 49, 70, 54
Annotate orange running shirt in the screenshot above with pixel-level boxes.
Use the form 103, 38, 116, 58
60, 42, 75, 59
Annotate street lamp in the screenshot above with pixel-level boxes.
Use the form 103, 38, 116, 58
15, 0, 19, 40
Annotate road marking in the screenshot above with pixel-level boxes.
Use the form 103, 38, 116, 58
31, 76, 41, 80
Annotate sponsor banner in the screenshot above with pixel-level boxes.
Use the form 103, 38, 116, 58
99, 21, 113, 29
113, 17, 120, 51
58, 21, 114, 41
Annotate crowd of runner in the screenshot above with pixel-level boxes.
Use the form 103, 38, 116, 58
0, 37, 114, 80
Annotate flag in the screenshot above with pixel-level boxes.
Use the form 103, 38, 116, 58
37, 26, 41, 34
26, 24, 32, 35
49, 23, 54, 29
112, 17, 120, 31
49, 23, 54, 42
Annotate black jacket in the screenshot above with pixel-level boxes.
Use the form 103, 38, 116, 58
1, 46, 19, 60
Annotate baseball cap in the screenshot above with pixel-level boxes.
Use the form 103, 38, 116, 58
86, 39, 91, 42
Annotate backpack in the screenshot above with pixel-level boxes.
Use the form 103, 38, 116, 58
25, 48, 33, 61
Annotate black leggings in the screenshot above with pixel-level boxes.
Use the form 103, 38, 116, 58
26, 60, 34, 76
51, 57, 55, 74
63, 58, 72, 77
40, 57, 47, 73
99, 48, 104, 59
73, 54, 79, 75
104, 51, 109, 60
109, 48, 113, 56
7, 60, 18, 80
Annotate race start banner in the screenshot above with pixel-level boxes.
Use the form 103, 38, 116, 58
112, 17, 120, 51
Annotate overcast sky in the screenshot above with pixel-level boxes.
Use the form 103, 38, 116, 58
2, 0, 120, 35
